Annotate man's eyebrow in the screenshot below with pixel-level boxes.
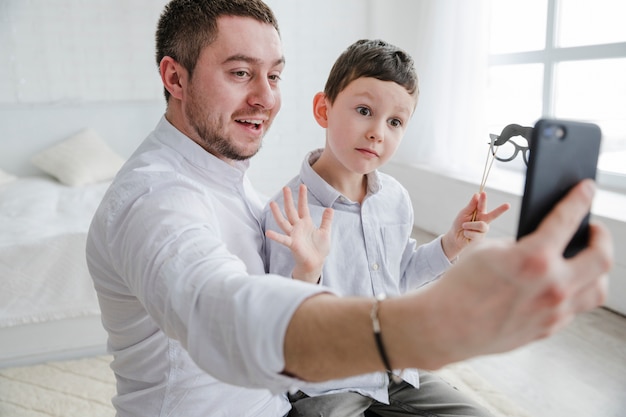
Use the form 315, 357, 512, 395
223, 54, 285, 67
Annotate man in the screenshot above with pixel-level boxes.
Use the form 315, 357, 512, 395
86, 0, 612, 416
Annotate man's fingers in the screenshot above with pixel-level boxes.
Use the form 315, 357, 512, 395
563, 221, 613, 301
567, 268, 609, 316
527, 180, 595, 252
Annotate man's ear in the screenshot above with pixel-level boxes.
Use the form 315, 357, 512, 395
312, 92, 330, 128
159, 56, 186, 100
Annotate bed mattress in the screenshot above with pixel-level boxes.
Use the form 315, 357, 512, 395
0, 176, 109, 328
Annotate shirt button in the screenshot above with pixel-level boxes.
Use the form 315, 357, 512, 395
372, 263, 379, 271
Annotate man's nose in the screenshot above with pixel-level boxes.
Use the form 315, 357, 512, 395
248, 77, 277, 109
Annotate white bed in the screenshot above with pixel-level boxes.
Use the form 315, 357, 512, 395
0, 176, 110, 368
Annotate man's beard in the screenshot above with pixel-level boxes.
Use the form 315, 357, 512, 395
186, 87, 264, 161
193, 118, 261, 161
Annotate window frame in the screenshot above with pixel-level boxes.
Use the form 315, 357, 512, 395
488, 0, 626, 193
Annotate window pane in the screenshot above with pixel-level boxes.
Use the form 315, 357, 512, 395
486, 64, 544, 170
555, 58, 626, 176
488, 0, 547, 53
487, 64, 544, 129
558, 0, 626, 47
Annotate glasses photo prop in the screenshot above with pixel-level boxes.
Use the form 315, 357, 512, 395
490, 124, 532, 166
472, 123, 533, 221
479, 123, 532, 192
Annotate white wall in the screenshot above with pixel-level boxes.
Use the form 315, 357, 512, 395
249, 0, 372, 196
1, 1, 623, 315
0, 102, 165, 175
0, 0, 373, 198
0, 0, 169, 175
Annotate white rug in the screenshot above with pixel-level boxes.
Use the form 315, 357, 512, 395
434, 362, 532, 417
0, 356, 531, 417
0, 356, 115, 417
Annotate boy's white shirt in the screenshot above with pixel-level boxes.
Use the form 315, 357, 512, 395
262, 149, 452, 404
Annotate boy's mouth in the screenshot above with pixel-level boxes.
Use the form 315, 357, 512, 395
356, 147, 379, 158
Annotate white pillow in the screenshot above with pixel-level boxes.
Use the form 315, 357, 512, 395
31, 128, 125, 186
0, 168, 17, 186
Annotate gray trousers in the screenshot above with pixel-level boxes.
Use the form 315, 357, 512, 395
287, 371, 493, 417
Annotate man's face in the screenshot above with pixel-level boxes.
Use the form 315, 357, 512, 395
183, 16, 284, 161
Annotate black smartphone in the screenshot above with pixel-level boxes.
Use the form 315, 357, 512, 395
517, 118, 602, 258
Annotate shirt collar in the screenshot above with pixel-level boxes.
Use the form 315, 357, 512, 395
300, 148, 383, 206
154, 116, 250, 184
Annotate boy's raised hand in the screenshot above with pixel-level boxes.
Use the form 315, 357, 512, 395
441, 192, 510, 260
266, 184, 334, 283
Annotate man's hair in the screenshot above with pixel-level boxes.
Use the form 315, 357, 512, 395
156, 0, 280, 101
324, 39, 419, 105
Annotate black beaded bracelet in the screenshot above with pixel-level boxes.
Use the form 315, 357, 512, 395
370, 294, 392, 370
370, 294, 402, 383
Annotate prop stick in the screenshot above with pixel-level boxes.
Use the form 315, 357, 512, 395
471, 141, 498, 221
470, 124, 531, 223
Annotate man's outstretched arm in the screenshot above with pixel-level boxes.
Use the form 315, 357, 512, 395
283, 180, 612, 380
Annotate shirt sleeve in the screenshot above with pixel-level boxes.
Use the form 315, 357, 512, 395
105, 181, 329, 392
397, 187, 452, 291
399, 234, 452, 291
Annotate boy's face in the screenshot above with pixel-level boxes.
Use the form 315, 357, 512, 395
318, 77, 416, 176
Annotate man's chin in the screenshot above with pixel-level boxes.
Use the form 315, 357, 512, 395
224, 142, 262, 161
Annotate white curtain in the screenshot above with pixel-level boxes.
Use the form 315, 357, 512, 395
370, 0, 490, 179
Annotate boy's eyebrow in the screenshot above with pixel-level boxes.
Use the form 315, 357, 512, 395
223, 54, 285, 67
354, 90, 413, 115
353, 90, 375, 99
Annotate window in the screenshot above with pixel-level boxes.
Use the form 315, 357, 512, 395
486, 0, 626, 191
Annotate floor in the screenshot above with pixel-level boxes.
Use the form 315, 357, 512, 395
467, 307, 626, 417
412, 228, 626, 417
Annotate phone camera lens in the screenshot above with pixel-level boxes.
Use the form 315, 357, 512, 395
543, 125, 565, 140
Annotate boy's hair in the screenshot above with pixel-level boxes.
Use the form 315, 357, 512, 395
324, 39, 418, 105
156, 0, 280, 101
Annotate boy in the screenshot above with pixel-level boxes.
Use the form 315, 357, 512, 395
262, 39, 509, 417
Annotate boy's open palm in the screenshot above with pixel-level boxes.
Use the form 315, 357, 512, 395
266, 184, 334, 283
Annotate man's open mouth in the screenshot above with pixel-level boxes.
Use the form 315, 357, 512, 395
236, 119, 263, 130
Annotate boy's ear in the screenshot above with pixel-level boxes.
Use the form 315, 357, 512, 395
160, 56, 186, 100
312, 92, 329, 128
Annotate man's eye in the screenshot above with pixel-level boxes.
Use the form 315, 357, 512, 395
268, 74, 282, 82
233, 70, 249, 78
357, 106, 371, 116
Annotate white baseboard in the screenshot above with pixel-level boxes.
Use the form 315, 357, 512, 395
0, 315, 107, 369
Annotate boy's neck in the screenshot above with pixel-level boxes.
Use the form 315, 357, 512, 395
312, 151, 368, 203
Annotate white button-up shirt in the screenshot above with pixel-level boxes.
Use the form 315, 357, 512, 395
262, 149, 452, 404
87, 117, 327, 417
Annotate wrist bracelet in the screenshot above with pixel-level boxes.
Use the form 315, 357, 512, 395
370, 294, 402, 383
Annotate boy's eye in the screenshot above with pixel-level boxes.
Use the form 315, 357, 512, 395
356, 106, 371, 116
389, 118, 402, 128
